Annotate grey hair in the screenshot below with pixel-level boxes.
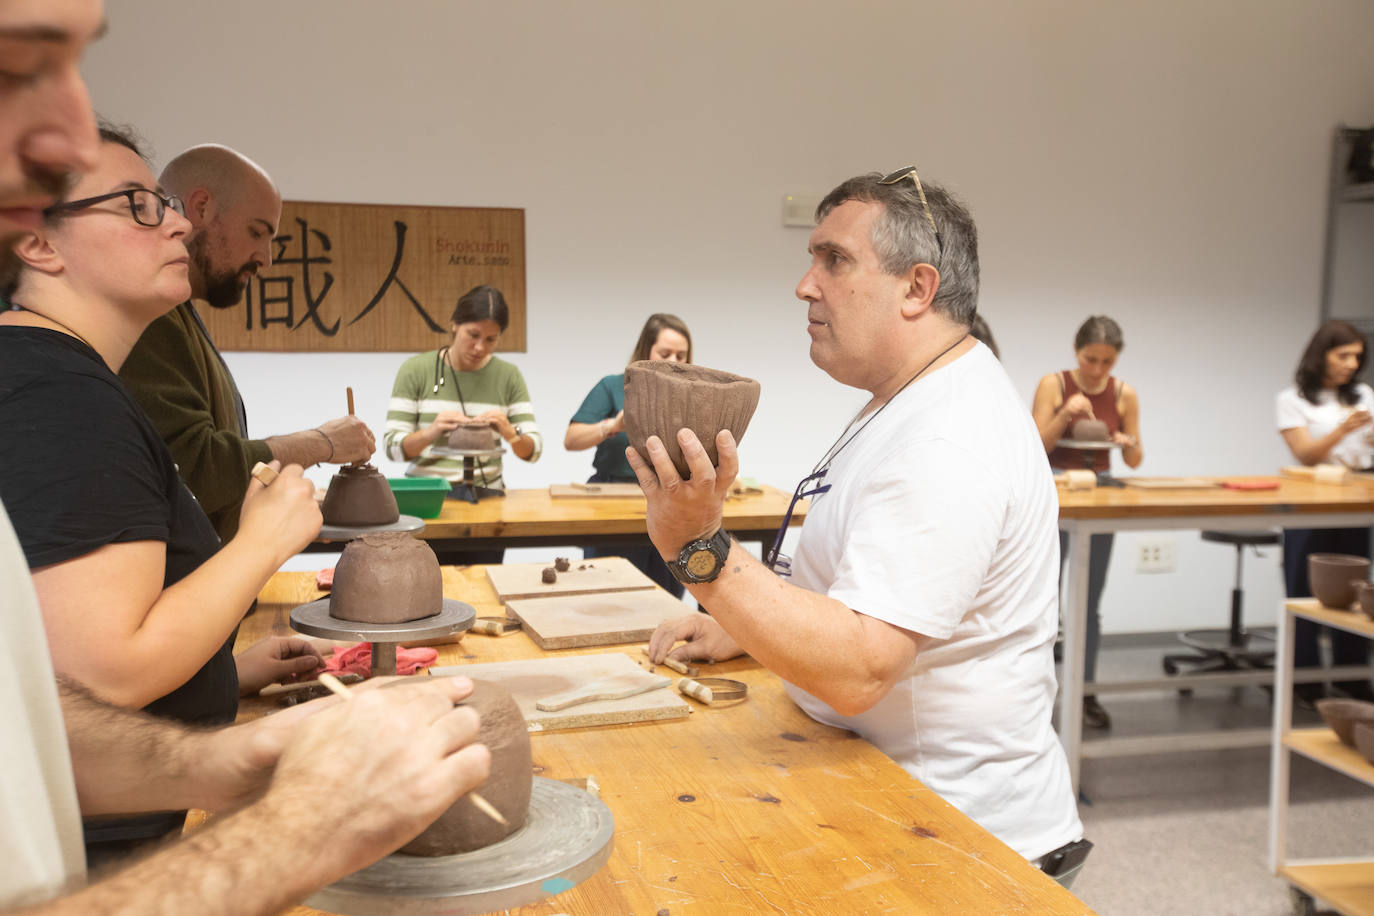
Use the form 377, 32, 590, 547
815, 172, 980, 325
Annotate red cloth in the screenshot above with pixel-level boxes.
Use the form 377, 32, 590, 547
1220, 479, 1280, 490
321, 642, 437, 677
316, 567, 334, 590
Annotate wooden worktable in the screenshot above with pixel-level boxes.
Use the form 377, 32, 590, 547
407, 484, 805, 551
241, 570, 1092, 916
1056, 475, 1374, 791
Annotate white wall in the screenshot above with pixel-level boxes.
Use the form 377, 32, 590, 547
88, 0, 1374, 633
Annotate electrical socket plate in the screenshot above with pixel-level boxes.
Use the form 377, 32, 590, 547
1137, 538, 1176, 574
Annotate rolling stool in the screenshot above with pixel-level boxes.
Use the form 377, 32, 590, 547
1162, 530, 1280, 689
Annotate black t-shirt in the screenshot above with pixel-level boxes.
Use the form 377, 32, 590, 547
0, 328, 238, 725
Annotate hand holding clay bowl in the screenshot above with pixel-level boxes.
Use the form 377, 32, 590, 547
624, 360, 760, 480
446, 420, 499, 451
1308, 553, 1371, 610
1354, 722, 1374, 765
1315, 698, 1374, 747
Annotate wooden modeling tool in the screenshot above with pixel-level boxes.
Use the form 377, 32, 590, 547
316, 673, 507, 825
534, 674, 672, 712
346, 386, 355, 417
676, 677, 748, 705
639, 645, 699, 677
471, 617, 522, 637
250, 461, 279, 487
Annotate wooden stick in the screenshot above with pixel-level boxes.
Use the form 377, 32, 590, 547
250, 461, 278, 487
639, 645, 698, 677
316, 673, 507, 825
346, 386, 355, 417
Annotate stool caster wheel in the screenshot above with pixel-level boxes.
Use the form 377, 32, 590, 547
1177, 687, 1194, 698
1163, 660, 1178, 675
1288, 885, 1316, 916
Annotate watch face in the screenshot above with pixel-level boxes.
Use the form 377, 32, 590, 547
685, 548, 718, 578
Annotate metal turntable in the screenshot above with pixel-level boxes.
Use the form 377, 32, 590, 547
317, 514, 426, 543
305, 777, 614, 915
289, 598, 476, 676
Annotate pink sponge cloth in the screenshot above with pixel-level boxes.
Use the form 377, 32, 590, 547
321, 642, 437, 677
316, 567, 335, 590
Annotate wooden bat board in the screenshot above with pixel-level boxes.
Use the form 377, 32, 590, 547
1121, 477, 1220, 489
505, 589, 692, 650
429, 652, 690, 731
549, 483, 645, 499
485, 556, 656, 602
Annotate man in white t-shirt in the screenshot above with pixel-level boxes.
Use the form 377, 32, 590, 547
639, 168, 1084, 880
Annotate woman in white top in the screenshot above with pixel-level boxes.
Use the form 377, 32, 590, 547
1277, 320, 1374, 705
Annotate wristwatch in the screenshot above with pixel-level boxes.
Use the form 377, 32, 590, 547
667, 528, 733, 585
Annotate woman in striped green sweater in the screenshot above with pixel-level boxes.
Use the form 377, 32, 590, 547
384, 285, 541, 508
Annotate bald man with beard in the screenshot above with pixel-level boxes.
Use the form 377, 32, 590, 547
119, 144, 375, 541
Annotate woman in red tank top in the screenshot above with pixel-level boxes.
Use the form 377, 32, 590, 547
1031, 316, 1144, 729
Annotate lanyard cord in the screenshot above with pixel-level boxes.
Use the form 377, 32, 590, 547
808, 332, 969, 478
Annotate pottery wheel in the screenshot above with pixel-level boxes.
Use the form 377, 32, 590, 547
305, 778, 614, 916
427, 446, 505, 459
289, 598, 475, 676
318, 514, 426, 542
1055, 439, 1121, 450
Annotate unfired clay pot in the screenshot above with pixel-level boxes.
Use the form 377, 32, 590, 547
401, 681, 533, 856
1354, 721, 1374, 765
329, 532, 442, 624
320, 464, 400, 527
1315, 698, 1374, 747
1357, 581, 1374, 622
1308, 553, 1371, 610
448, 422, 499, 451
1070, 418, 1109, 441
624, 360, 760, 480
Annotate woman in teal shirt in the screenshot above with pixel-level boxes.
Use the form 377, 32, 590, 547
565, 313, 692, 595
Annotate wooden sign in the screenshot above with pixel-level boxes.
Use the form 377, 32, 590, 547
199, 200, 525, 352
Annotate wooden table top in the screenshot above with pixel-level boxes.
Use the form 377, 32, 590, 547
1058, 476, 1374, 520
415, 484, 806, 541
240, 570, 1092, 916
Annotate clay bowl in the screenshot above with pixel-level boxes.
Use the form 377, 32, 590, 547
1308, 553, 1371, 610
447, 421, 498, 451
1070, 418, 1109, 441
320, 463, 400, 527
1354, 722, 1374, 765
329, 532, 442, 624
624, 360, 760, 480
401, 681, 533, 856
1358, 581, 1374, 622
1315, 698, 1374, 747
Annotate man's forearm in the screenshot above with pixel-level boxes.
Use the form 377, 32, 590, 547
264, 428, 332, 467
13, 801, 331, 916
678, 543, 916, 714
58, 679, 213, 815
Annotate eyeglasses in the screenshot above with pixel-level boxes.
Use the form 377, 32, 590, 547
878, 165, 943, 258
44, 188, 185, 228
764, 468, 831, 576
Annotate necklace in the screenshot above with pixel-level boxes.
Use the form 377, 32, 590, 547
809, 332, 970, 476
7, 303, 96, 353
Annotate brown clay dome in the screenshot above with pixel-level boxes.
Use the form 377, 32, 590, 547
1070, 419, 1109, 441
624, 361, 760, 480
447, 422, 499, 451
330, 532, 442, 624
320, 463, 400, 527
401, 681, 533, 855
1308, 553, 1370, 610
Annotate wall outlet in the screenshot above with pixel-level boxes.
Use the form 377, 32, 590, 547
1137, 538, 1177, 574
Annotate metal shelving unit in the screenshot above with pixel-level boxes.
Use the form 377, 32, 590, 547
1320, 125, 1374, 339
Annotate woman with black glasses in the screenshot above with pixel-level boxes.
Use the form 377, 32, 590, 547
0, 125, 324, 866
